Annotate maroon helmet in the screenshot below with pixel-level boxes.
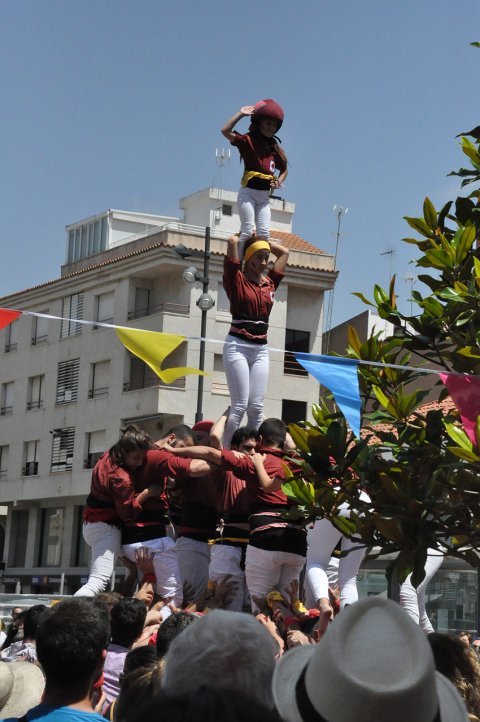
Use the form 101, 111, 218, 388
253, 98, 284, 130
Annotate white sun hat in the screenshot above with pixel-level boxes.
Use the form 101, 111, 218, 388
0, 661, 45, 718
272, 596, 468, 722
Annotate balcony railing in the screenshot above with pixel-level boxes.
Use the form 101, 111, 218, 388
31, 335, 48, 346
5, 343, 17, 353
88, 387, 109, 399
0, 406, 13, 416
23, 461, 39, 476
128, 302, 190, 321
27, 400, 44, 411
283, 353, 309, 377
84, 452, 103, 469
123, 376, 185, 392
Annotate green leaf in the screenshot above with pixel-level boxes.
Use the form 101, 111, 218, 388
455, 224, 476, 264
447, 447, 480, 462
282, 479, 316, 505
456, 346, 480, 358
444, 422, 474, 451
404, 216, 433, 238
352, 292, 374, 307
437, 287, 468, 302
347, 325, 362, 355
423, 197, 437, 230
373, 284, 389, 306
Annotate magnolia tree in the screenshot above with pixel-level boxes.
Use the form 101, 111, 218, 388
285, 126, 480, 586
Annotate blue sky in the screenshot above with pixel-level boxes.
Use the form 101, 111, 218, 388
1, 0, 478, 326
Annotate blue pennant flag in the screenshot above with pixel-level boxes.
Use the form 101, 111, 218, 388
294, 354, 362, 437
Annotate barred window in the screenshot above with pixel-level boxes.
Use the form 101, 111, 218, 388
89, 360, 110, 399
0, 382, 14, 415
56, 359, 80, 404
27, 375, 44, 411
0, 445, 8, 478
95, 292, 114, 325
38, 508, 64, 566
85, 430, 106, 469
60, 293, 84, 338
284, 329, 310, 376
51, 427, 75, 472
23, 440, 39, 476
5, 320, 18, 353
32, 313, 49, 345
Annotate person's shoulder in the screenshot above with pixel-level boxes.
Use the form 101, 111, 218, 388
9, 706, 104, 722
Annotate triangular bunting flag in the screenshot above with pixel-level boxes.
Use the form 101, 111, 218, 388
294, 354, 362, 437
0, 308, 22, 330
115, 327, 205, 385
439, 372, 480, 445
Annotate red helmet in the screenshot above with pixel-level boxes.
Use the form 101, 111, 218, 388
253, 98, 284, 130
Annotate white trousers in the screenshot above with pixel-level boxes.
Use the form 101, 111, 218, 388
237, 186, 271, 245
121, 536, 183, 615
209, 544, 248, 612
399, 550, 443, 632
175, 536, 211, 599
306, 499, 368, 609
74, 522, 121, 597
223, 335, 269, 447
245, 545, 306, 613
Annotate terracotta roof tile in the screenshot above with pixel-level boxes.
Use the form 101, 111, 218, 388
269, 230, 330, 255
361, 397, 457, 444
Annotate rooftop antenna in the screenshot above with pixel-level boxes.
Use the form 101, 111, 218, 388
212, 148, 231, 226
324, 204, 348, 354
380, 248, 395, 285
404, 272, 417, 316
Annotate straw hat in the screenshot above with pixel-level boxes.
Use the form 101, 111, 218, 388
0, 661, 45, 718
272, 597, 468, 722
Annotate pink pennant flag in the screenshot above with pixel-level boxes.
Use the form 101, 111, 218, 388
0, 308, 21, 330
439, 372, 480, 444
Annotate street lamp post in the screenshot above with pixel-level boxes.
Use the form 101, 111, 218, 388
173, 226, 214, 423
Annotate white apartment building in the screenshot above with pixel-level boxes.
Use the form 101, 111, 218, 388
0, 187, 336, 594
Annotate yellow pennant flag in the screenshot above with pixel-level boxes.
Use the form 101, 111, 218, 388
115, 327, 205, 385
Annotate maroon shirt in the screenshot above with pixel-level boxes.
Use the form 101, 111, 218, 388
84, 452, 143, 525
232, 131, 286, 190
221, 447, 288, 509
223, 255, 283, 344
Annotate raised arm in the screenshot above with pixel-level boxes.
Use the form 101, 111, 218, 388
210, 408, 230, 451
226, 234, 240, 263
269, 240, 289, 274
221, 105, 254, 142
251, 453, 284, 492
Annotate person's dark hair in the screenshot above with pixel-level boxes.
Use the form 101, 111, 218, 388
428, 632, 480, 719
109, 424, 153, 467
96, 591, 123, 612
1, 610, 26, 650
124, 686, 282, 722
123, 645, 158, 677
156, 611, 197, 659
115, 664, 163, 722
163, 424, 194, 444
23, 604, 50, 641
258, 418, 287, 449
248, 116, 288, 169
36, 598, 110, 689
231, 426, 258, 449
110, 598, 147, 648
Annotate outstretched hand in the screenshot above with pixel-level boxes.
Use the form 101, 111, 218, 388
240, 105, 255, 115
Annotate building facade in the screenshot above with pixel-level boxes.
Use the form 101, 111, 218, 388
0, 187, 336, 593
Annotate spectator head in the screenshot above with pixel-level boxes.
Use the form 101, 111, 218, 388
96, 591, 123, 613
162, 610, 277, 708
11, 607, 23, 620
258, 419, 287, 449
110, 598, 147, 649
156, 611, 198, 659
109, 424, 153, 470
231, 427, 258, 455
473, 637, 480, 649
36, 598, 110, 693
272, 597, 469, 722
457, 631, 471, 646
23, 604, 50, 642
192, 420, 214, 445
428, 632, 480, 720
162, 424, 195, 448
115, 664, 162, 722
123, 645, 158, 677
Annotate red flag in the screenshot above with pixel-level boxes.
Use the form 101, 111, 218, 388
0, 308, 21, 330
439, 372, 480, 445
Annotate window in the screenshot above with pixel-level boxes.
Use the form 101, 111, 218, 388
8, 510, 29, 567
94, 292, 114, 325
282, 399, 307, 425
67, 217, 108, 263
89, 360, 110, 399
284, 329, 310, 376
133, 288, 150, 318
60, 293, 84, 338
212, 354, 228, 394
0, 445, 8, 478
222, 204, 233, 216
56, 359, 80, 404
38, 508, 64, 567
32, 313, 49, 345
0, 382, 14, 415
5, 320, 18, 353
84, 430, 106, 469
72, 506, 89, 566
27, 375, 44, 410
51, 428, 75, 472
23, 441, 39, 476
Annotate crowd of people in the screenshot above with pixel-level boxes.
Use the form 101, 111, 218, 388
0, 100, 475, 721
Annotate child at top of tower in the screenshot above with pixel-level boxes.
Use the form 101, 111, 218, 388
221, 99, 288, 254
